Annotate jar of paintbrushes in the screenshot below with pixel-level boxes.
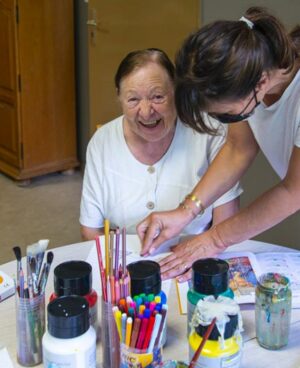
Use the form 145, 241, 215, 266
13, 240, 53, 366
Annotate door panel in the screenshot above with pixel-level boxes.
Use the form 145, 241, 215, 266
88, 0, 200, 135
0, 0, 20, 168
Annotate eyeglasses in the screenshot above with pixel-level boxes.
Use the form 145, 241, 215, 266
208, 89, 260, 124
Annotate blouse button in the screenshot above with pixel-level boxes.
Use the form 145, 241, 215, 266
147, 166, 155, 174
146, 201, 155, 210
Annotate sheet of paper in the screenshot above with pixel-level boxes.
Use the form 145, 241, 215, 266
0, 346, 14, 368
85, 235, 178, 299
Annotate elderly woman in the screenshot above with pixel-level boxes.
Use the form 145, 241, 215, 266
80, 48, 241, 240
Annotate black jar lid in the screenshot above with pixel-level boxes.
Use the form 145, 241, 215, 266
127, 260, 161, 296
192, 258, 229, 295
47, 296, 90, 338
54, 260, 92, 296
195, 314, 238, 340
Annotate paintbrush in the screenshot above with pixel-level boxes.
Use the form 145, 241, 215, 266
12, 246, 22, 291
27, 239, 49, 280
188, 317, 217, 368
38, 251, 54, 294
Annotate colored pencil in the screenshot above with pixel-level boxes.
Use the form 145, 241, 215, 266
104, 219, 110, 277
122, 227, 126, 274
95, 236, 107, 301
115, 227, 120, 278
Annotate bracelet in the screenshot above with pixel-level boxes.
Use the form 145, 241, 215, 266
178, 202, 198, 219
185, 194, 205, 216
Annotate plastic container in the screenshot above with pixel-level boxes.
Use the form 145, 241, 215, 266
187, 258, 234, 335
127, 260, 167, 346
43, 295, 96, 368
50, 261, 98, 331
16, 293, 45, 366
120, 343, 162, 368
189, 296, 242, 368
255, 273, 291, 350
127, 260, 167, 304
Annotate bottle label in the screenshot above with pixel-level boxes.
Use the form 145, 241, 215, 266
188, 351, 241, 368
43, 343, 96, 368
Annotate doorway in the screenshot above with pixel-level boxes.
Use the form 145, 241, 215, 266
75, 0, 200, 162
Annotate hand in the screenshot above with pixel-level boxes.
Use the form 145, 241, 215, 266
137, 207, 194, 256
158, 226, 227, 282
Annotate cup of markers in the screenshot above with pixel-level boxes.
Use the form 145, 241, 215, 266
113, 293, 168, 368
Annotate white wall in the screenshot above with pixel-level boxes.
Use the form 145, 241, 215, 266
201, 0, 300, 249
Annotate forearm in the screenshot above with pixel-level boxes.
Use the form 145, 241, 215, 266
186, 124, 258, 213
80, 225, 104, 241
216, 182, 300, 246
212, 197, 240, 226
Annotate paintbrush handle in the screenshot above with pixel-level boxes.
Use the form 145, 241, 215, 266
189, 317, 217, 368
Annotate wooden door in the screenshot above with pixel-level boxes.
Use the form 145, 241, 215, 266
87, 0, 200, 135
17, 0, 77, 172
0, 0, 21, 170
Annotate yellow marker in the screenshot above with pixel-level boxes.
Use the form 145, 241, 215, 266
113, 309, 122, 340
125, 317, 133, 347
104, 219, 110, 277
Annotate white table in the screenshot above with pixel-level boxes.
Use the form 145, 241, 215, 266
0, 238, 299, 368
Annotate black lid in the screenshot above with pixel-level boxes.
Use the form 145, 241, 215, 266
195, 314, 238, 340
47, 296, 90, 338
127, 260, 161, 296
192, 258, 229, 295
54, 261, 92, 296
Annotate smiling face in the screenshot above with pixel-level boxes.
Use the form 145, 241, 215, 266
119, 62, 176, 143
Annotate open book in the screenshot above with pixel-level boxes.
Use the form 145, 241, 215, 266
176, 251, 300, 314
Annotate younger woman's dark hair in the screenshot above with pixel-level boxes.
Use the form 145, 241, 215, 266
175, 7, 300, 134
114, 48, 175, 93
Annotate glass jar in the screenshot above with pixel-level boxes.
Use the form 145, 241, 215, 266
255, 273, 291, 350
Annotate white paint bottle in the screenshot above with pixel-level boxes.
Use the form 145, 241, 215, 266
42, 295, 96, 368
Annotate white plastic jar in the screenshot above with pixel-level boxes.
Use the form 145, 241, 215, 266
42, 295, 96, 368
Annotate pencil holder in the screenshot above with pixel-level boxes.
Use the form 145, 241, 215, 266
120, 343, 162, 368
15, 293, 45, 366
100, 298, 120, 368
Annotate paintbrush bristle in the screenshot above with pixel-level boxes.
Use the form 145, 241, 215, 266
27, 239, 49, 256
12, 246, 21, 261
47, 251, 54, 265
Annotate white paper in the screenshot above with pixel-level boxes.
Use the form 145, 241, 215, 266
0, 346, 14, 368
